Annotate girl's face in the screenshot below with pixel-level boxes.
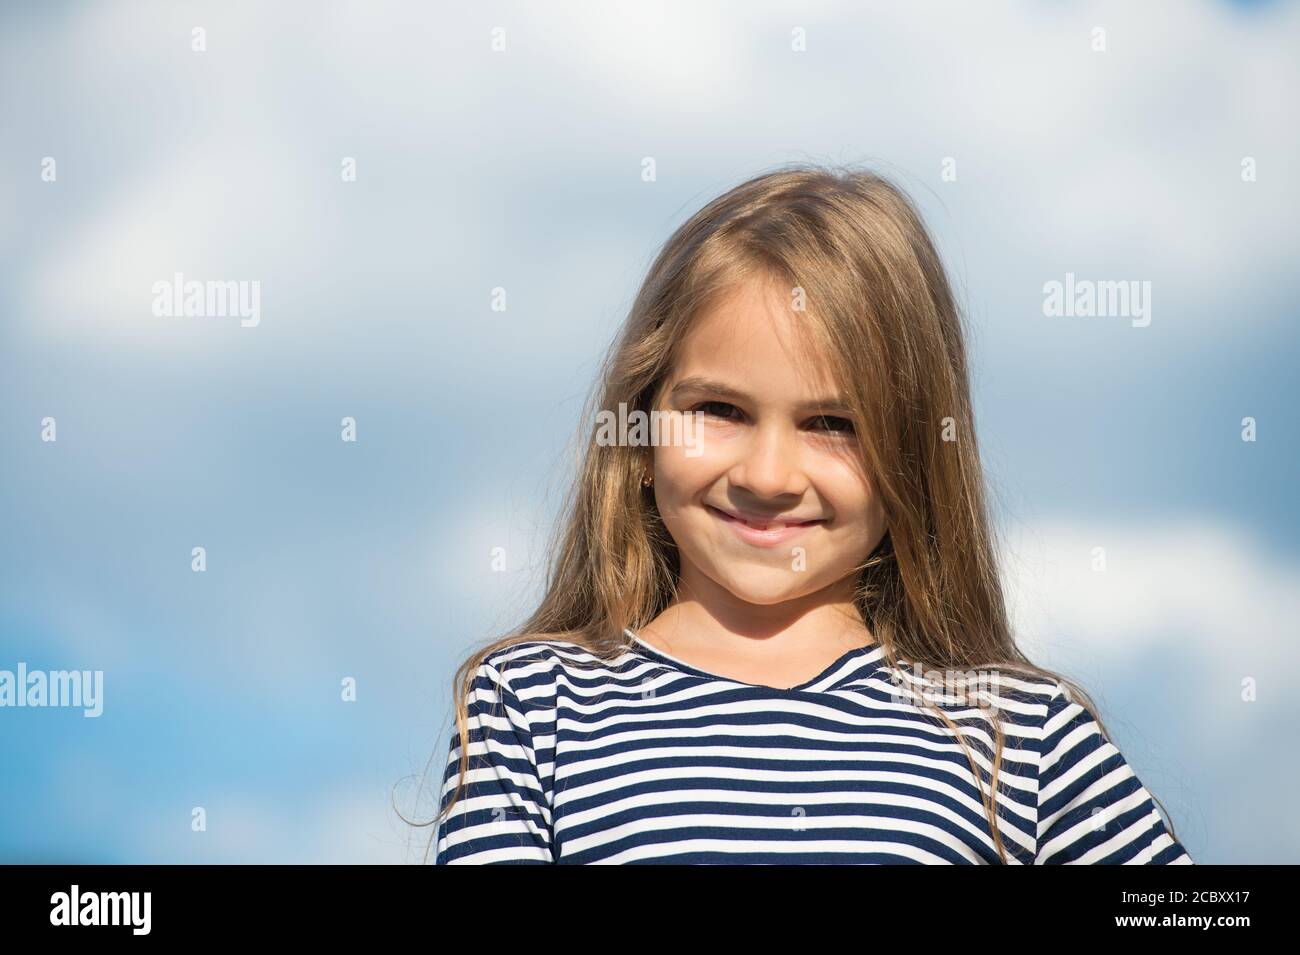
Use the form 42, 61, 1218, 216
650, 278, 888, 610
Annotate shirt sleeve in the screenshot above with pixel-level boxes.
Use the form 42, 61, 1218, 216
434, 660, 555, 864
1035, 685, 1193, 864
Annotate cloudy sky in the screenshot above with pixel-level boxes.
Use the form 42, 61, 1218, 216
1, 0, 1296, 863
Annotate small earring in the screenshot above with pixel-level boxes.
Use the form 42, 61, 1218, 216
641, 471, 654, 487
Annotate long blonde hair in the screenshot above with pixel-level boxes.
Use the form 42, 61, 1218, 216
416, 162, 1182, 863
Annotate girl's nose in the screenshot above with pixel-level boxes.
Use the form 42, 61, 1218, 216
728, 422, 809, 499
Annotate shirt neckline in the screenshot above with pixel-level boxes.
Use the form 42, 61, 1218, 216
623, 627, 883, 693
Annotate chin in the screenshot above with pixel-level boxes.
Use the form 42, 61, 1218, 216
716, 574, 814, 607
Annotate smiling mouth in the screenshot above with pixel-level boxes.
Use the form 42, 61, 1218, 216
706, 505, 825, 531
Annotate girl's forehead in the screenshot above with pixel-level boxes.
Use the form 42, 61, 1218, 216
673, 301, 845, 393
689, 287, 829, 350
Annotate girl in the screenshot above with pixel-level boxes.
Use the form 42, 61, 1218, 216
427, 165, 1193, 865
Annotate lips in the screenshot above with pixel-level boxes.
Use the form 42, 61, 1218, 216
707, 505, 824, 531
707, 505, 825, 548
707, 501, 826, 545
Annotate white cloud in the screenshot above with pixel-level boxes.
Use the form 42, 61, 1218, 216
1001, 515, 1300, 678
1000, 514, 1299, 861
16, 0, 1297, 359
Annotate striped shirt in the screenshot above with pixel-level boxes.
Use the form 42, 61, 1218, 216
434, 629, 1193, 864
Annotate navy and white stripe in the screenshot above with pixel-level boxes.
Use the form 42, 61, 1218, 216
434, 630, 1192, 864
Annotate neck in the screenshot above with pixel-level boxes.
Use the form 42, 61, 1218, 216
646, 564, 872, 654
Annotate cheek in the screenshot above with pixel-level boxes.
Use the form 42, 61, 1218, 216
819, 480, 884, 548
818, 460, 876, 514
653, 445, 719, 498
830, 499, 887, 560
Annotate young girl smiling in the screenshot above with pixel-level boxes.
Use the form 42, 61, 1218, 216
430, 165, 1193, 865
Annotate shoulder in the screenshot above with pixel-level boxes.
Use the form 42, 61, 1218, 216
480, 636, 613, 673
476, 636, 631, 702
1027, 678, 1134, 791
1036, 681, 1105, 742
878, 657, 1070, 720
990, 674, 1105, 753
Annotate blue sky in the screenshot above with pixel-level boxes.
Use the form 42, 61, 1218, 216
1, 0, 1297, 863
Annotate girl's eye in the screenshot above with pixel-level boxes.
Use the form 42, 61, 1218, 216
693, 403, 855, 435
810, 415, 856, 435
695, 401, 742, 421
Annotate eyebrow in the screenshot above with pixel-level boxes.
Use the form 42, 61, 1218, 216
668, 376, 853, 414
